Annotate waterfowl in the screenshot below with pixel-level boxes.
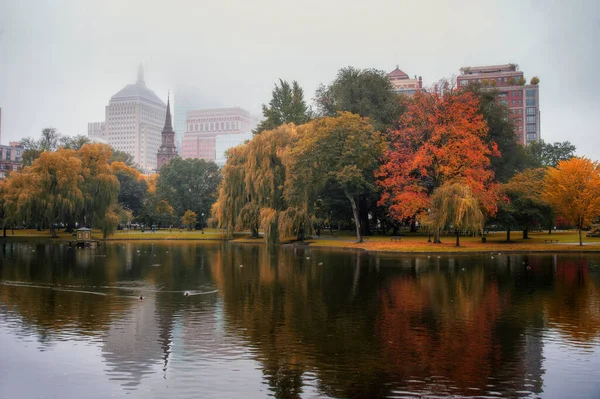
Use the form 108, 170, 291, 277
139, 295, 144, 300
184, 291, 190, 296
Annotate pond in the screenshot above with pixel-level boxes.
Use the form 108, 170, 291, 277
1, 242, 600, 398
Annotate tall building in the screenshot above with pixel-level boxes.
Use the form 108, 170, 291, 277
215, 132, 253, 166
0, 141, 24, 179
457, 64, 540, 145
87, 121, 106, 141
0, 107, 3, 144
181, 107, 251, 162
105, 66, 166, 172
387, 66, 422, 95
156, 96, 178, 170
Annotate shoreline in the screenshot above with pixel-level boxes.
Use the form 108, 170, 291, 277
3, 230, 600, 254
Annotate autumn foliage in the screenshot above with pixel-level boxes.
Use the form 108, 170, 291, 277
378, 86, 500, 224
543, 157, 600, 245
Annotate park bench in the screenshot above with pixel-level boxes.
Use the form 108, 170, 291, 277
544, 239, 559, 243
391, 236, 402, 242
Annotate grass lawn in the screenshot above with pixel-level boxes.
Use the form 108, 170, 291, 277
306, 230, 600, 253
3, 228, 600, 253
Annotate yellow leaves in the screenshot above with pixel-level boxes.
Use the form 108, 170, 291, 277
543, 157, 600, 229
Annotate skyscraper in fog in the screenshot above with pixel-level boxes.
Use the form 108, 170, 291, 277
105, 66, 166, 172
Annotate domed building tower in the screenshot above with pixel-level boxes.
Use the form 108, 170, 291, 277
104, 65, 166, 172
156, 95, 178, 170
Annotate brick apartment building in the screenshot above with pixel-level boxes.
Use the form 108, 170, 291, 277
457, 64, 540, 145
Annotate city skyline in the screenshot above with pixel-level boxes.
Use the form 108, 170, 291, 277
0, 0, 598, 159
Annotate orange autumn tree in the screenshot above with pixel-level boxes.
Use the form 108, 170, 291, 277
378, 82, 499, 242
543, 157, 600, 246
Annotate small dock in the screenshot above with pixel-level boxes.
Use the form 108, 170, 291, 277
68, 228, 101, 248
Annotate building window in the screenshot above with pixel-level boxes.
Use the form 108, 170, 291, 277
527, 115, 536, 123
527, 107, 536, 115
526, 99, 536, 106
504, 77, 507, 82
498, 77, 502, 82
512, 100, 516, 105
527, 124, 536, 133
518, 99, 522, 105
499, 92, 507, 97
500, 100, 508, 105
460, 80, 468, 86
519, 109, 523, 115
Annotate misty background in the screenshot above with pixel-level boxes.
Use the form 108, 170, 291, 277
0, 0, 598, 158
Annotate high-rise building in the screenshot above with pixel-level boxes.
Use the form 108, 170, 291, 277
181, 107, 251, 162
156, 96, 178, 170
0, 107, 3, 144
87, 121, 106, 141
0, 141, 24, 179
215, 132, 253, 166
457, 64, 540, 145
105, 66, 166, 172
387, 66, 422, 95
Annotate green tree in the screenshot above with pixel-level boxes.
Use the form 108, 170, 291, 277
314, 67, 403, 132
114, 170, 148, 215
285, 112, 385, 243
109, 149, 136, 167
495, 168, 552, 241
181, 210, 197, 231
20, 127, 62, 166
59, 134, 91, 150
156, 158, 221, 222
253, 79, 311, 134
526, 140, 576, 168
427, 183, 484, 246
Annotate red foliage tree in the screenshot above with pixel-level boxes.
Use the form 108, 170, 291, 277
378, 83, 500, 234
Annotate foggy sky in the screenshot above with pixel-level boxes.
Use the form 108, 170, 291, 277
1, 0, 599, 159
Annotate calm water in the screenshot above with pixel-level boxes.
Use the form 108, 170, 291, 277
1, 242, 600, 399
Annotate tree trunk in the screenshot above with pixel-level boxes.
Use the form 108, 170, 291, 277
455, 230, 460, 247
251, 226, 259, 238
433, 228, 442, 244
50, 225, 57, 238
345, 191, 362, 243
359, 198, 370, 237
579, 227, 583, 246
523, 227, 529, 239
2, 226, 6, 238
506, 225, 511, 242
410, 217, 417, 233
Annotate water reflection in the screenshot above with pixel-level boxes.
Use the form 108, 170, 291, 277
1, 242, 600, 398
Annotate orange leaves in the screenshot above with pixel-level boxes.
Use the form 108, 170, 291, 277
378, 88, 499, 221
543, 157, 600, 230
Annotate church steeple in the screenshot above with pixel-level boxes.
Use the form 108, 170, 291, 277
163, 92, 173, 132
137, 64, 145, 87
156, 92, 178, 171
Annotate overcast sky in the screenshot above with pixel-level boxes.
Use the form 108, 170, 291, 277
1, 0, 598, 158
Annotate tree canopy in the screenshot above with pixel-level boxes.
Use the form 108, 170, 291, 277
543, 157, 600, 245
315, 67, 403, 132
526, 140, 576, 168
378, 84, 499, 241
285, 112, 385, 243
253, 79, 311, 134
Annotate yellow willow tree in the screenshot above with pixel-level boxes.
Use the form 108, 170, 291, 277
427, 183, 484, 246
210, 124, 298, 242
543, 157, 600, 246
77, 144, 120, 236
284, 112, 385, 243
2, 149, 84, 237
